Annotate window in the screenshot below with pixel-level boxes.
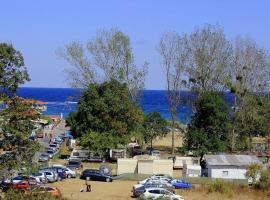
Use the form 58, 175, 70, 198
222, 171, 229, 176
149, 190, 160, 194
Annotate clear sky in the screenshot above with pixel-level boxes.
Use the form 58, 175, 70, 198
1, 0, 270, 89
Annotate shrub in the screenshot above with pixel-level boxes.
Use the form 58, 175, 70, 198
207, 179, 233, 196
3, 190, 67, 200
255, 168, 270, 190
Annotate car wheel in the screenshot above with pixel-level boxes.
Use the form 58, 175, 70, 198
67, 174, 72, 179
105, 178, 110, 182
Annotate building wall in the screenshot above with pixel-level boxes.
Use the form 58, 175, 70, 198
138, 160, 153, 175
208, 165, 247, 179
117, 159, 138, 175
153, 160, 173, 176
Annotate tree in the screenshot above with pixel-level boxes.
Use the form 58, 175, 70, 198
184, 92, 230, 163
0, 43, 38, 172
233, 95, 270, 150
66, 80, 145, 153
226, 37, 270, 150
158, 32, 188, 154
143, 112, 168, 149
0, 43, 30, 96
185, 24, 232, 94
59, 28, 148, 101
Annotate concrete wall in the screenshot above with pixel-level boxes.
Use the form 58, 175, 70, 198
117, 159, 138, 175
208, 165, 247, 179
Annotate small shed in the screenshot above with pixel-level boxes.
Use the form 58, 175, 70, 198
205, 154, 262, 180
117, 159, 138, 175
183, 164, 201, 178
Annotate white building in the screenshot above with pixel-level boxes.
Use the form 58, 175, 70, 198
183, 164, 201, 178
205, 154, 261, 180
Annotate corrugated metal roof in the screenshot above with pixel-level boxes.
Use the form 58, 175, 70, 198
205, 154, 261, 166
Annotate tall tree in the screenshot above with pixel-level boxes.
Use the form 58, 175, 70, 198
226, 37, 270, 150
185, 24, 232, 94
0, 43, 38, 172
59, 28, 148, 101
184, 92, 230, 163
158, 32, 188, 154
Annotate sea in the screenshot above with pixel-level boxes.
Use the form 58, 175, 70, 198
17, 87, 234, 123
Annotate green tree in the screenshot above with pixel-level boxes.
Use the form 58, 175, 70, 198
184, 92, 230, 163
0, 43, 30, 96
0, 43, 38, 172
67, 80, 145, 153
143, 112, 168, 148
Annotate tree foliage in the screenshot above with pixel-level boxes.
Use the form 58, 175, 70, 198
143, 112, 168, 148
184, 92, 230, 160
0, 43, 38, 172
66, 80, 145, 153
59, 28, 148, 101
157, 32, 188, 154
0, 43, 30, 96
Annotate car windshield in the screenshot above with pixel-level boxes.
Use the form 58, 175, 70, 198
41, 154, 48, 157
47, 150, 54, 154
69, 161, 79, 165
32, 173, 42, 176
49, 144, 56, 147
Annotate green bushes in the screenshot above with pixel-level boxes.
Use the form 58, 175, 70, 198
255, 168, 270, 190
2, 190, 67, 200
207, 179, 233, 196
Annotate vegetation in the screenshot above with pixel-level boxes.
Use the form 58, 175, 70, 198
0, 43, 40, 173
245, 163, 263, 184
66, 80, 145, 154
59, 28, 148, 102
255, 167, 270, 190
143, 112, 168, 148
3, 190, 67, 200
183, 92, 230, 162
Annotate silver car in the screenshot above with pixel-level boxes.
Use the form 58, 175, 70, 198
39, 170, 58, 183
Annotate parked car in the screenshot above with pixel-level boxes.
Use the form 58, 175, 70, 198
25, 186, 61, 197
52, 165, 76, 178
170, 179, 193, 189
36, 132, 44, 138
31, 172, 48, 183
149, 150, 161, 158
38, 153, 49, 162
66, 159, 83, 170
39, 170, 58, 183
138, 176, 172, 185
140, 188, 184, 200
43, 167, 67, 181
29, 135, 37, 141
47, 149, 55, 159
132, 181, 175, 197
6, 175, 29, 184
80, 169, 113, 182
48, 144, 57, 151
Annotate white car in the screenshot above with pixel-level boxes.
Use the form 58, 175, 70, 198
52, 165, 76, 178
134, 179, 173, 190
139, 177, 172, 185
30, 172, 48, 183
141, 188, 184, 200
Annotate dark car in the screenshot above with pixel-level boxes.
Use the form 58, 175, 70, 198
80, 169, 112, 182
66, 159, 83, 170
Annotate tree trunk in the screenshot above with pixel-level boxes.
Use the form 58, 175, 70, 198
171, 120, 175, 155
231, 95, 237, 151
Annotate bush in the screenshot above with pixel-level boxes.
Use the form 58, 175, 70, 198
255, 168, 270, 190
207, 179, 233, 196
2, 190, 67, 200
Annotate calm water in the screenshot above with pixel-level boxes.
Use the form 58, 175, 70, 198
17, 87, 234, 123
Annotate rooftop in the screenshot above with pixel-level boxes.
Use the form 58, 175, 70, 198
205, 154, 261, 167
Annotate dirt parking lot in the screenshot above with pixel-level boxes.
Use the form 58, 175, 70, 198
51, 178, 269, 200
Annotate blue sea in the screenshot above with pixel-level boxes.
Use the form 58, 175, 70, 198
17, 87, 234, 123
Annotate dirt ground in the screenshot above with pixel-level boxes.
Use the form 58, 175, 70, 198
51, 178, 269, 200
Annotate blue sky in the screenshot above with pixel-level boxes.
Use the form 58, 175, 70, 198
1, 0, 270, 89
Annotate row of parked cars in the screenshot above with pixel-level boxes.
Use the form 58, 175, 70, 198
133, 174, 192, 200
38, 136, 65, 162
